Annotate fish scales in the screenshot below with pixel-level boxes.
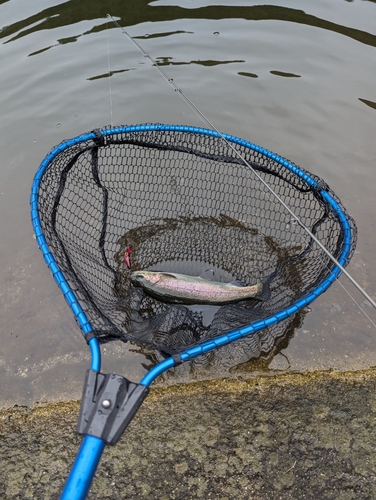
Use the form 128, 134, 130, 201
130, 270, 264, 305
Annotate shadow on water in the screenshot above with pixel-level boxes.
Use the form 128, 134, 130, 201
113, 214, 307, 361
2, 1, 376, 50
127, 307, 307, 385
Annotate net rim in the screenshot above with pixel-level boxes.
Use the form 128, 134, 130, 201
30, 123, 354, 358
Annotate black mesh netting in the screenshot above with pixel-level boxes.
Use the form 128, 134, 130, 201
36, 125, 357, 358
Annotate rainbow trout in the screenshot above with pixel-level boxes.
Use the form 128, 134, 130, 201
130, 269, 265, 305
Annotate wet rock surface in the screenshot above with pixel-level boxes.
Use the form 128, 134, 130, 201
1, 368, 376, 499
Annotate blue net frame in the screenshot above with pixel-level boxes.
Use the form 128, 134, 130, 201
31, 123, 356, 367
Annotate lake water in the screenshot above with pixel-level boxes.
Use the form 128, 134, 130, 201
1, 0, 376, 408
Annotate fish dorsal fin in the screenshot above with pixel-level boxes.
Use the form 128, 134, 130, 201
160, 272, 178, 279
199, 269, 214, 281
228, 279, 246, 287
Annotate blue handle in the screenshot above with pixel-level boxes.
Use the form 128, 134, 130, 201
60, 436, 106, 500
60, 338, 103, 499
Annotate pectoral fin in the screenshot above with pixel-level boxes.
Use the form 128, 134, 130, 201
199, 269, 214, 281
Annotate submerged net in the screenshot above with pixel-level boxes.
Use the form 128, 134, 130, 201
34, 124, 357, 358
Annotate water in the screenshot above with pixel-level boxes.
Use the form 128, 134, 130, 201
1, 0, 375, 408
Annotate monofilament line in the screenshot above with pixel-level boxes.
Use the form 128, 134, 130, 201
106, 19, 114, 127
107, 14, 376, 311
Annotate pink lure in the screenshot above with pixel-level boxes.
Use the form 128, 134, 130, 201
124, 246, 132, 269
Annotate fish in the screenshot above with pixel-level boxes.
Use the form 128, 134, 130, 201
124, 245, 132, 269
130, 269, 266, 305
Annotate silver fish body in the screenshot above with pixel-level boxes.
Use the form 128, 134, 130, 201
130, 270, 264, 305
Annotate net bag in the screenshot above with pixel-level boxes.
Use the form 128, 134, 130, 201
31, 124, 357, 359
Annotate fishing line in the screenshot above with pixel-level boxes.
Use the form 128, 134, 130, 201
106, 19, 114, 127
106, 14, 376, 313
336, 276, 376, 330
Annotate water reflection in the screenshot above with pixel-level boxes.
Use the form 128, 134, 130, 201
155, 56, 245, 67
87, 68, 134, 81
2, 1, 376, 50
270, 70, 301, 78
128, 307, 306, 382
238, 71, 258, 79
358, 98, 376, 110
141, 30, 194, 39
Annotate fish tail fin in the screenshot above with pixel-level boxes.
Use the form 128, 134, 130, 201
257, 279, 271, 301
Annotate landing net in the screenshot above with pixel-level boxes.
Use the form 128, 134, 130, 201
32, 124, 357, 357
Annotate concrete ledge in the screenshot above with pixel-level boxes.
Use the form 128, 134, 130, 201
1, 368, 376, 499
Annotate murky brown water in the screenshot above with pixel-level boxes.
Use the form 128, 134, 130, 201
1, 0, 376, 408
